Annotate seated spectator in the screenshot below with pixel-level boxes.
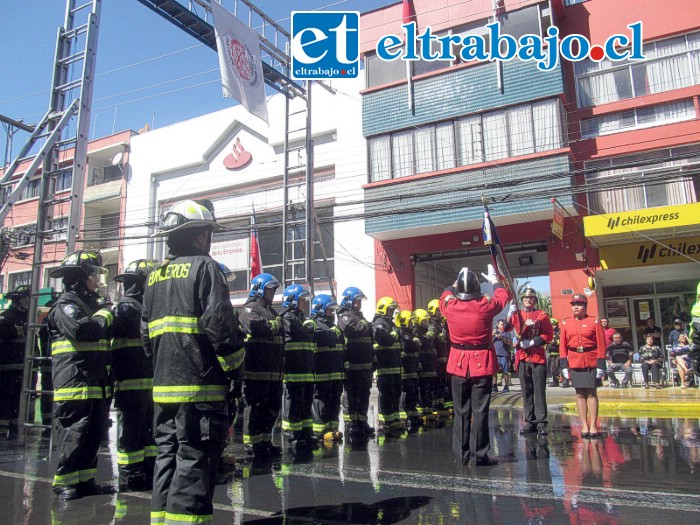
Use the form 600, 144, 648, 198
671, 333, 693, 388
668, 319, 687, 350
643, 318, 662, 348
639, 334, 664, 389
606, 332, 633, 388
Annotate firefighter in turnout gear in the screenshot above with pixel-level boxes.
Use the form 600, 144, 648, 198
111, 259, 157, 492
413, 309, 437, 423
397, 310, 421, 432
0, 285, 30, 438
547, 319, 562, 387
441, 265, 511, 467
141, 200, 245, 523
337, 287, 375, 438
48, 251, 114, 500
239, 272, 284, 459
280, 284, 318, 450
428, 298, 451, 416
372, 297, 403, 437
506, 287, 554, 436
310, 294, 345, 443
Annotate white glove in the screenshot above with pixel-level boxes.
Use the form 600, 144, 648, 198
507, 302, 518, 317
520, 339, 534, 349
562, 368, 570, 380
481, 264, 499, 285
596, 368, 605, 380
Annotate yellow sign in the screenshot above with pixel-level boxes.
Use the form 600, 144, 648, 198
599, 235, 700, 269
584, 202, 700, 238
551, 201, 564, 240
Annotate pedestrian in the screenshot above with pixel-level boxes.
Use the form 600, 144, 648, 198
559, 294, 607, 439
111, 259, 157, 492
142, 199, 245, 523
0, 285, 30, 439
670, 333, 693, 388
337, 287, 375, 439
47, 250, 114, 500
396, 310, 421, 432
280, 284, 318, 451
413, 308, 438, 424
507, 287, 554, 437
492, 319, 512, 393
238, 272, 283, 458
638, 334, 664, 389
668, 319, 687, 349
441, 264, 511, 467
428, 298, 450, 416
547, 318, 561, 387
372, 297, 403, 437
309, 294, 344, 443
605, 332, 634, 388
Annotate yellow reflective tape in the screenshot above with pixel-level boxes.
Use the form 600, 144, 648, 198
283, 373, 315, 382
285, 342, 316, 351
111, 338, 143, 350
151, 511, 166, 525
216, 347, 245, 373
114, 378, 153, 392
281, 420, 303, 431
117, 449, 145, 465
376, 367, 402, 376
94, 309, 114, 326
52, 340, 110, 355
54, 386, 110, 400
52, 471, 80, 487
148, 316, 202, 339
152, 384, 226, 403
162, 512, 213, 524
145, 445, 158, 457
79, 468, 97, 482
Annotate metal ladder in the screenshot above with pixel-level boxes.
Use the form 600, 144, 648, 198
4, 0, 102, 443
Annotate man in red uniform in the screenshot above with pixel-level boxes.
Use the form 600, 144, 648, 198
440, 264, 511, 467
559, 294, 607, 438
506, 287, 554, 436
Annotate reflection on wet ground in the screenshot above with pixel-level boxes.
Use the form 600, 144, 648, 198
2, 410, 700, 523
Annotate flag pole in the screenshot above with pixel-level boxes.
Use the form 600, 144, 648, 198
481, 195, 518, 311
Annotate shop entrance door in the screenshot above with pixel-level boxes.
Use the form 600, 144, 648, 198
630, 295, 685, 351
631, 297, 658, 350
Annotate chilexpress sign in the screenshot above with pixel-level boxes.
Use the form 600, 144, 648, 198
376, 22, 645, 71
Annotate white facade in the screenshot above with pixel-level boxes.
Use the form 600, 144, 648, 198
123, 76, 376, 308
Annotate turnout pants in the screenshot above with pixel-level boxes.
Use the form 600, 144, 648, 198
312, 380, 344, 436
343, 369, 372, 427
0, 369, 22, 434
400, 378, 420, 421
519, 361, 548, 428
115, 389, 156, 484
282, 382, 314, 441
452, 375, 492, 464
418, 375, 436, 415
547, 355, 560, 383
242, 379, 283, 448
52, 397, 111, 490
377, 374, 402, 429
151, 401, 227, 525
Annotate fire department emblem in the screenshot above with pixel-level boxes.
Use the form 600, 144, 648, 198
225, 36, 261, 88
62, 304, 77, 318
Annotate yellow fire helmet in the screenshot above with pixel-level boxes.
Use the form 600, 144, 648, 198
396, 310, 415, 328
376, 296, 398, 316
413, 308, 430, 326
427, 298, 440, 315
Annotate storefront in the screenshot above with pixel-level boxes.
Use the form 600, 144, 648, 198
585, 203, 700, 349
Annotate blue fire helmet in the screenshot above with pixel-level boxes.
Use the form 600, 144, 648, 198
311, 294, 338, 318
281, 284, 311, 308
339, 286, 366, 309
216, 262, 235, 282
249, 273, 280, 298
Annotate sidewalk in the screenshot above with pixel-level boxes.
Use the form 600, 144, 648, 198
490, 381, 700, 417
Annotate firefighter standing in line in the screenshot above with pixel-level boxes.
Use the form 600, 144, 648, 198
547, 319, 562, 387
372, 296, 403, 437
428, 299, 450, 417
440, 265, 511, 467
310, 294, 345, 443
239, 273, 284, 459
690, 281, 700, 375
413, 309, 437, 424
280, 284, 318, 450
48, 251, 114, 500
337, 287, 375, 439
506, 287, 554, 437
111, 259, 157, 492
397, 310, 421, 432
0, 285, 31, 439
141, 200, 245, 523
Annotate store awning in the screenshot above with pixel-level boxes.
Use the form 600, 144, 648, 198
583, 202, 700, 247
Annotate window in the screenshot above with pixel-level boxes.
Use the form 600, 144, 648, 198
45, 267, 62, 293
0, 275, 4, 295
19, 179, 40, 201
11, 224, 36, 247
9, 271, 31, 290
47, 217, 68, 242
581, 100, 696, 138
575, 31, 700, 108
585, 144, 700, 214
565, 0, 589, 5
89, 165, 122, 186
99, 213, 120, 248
368, 98, 564, 182
55, 169, 72, 192
0, 185, 12, 205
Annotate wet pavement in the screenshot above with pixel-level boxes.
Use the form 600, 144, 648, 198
2, 395, 700, 524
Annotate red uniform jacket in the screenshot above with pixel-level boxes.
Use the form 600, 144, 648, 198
440, 285, 511, 379
507, 309, 553, 366
559, 314, 606, 369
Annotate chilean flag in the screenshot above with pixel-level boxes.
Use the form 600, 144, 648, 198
250, 205, 263, 278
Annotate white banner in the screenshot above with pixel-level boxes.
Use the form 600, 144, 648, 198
211, 236, 248, 271
211, 2, 269, 122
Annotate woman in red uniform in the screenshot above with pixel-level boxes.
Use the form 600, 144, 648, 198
559, 294, 607, 438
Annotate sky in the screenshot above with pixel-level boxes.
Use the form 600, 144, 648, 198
0, 0, 391, 163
